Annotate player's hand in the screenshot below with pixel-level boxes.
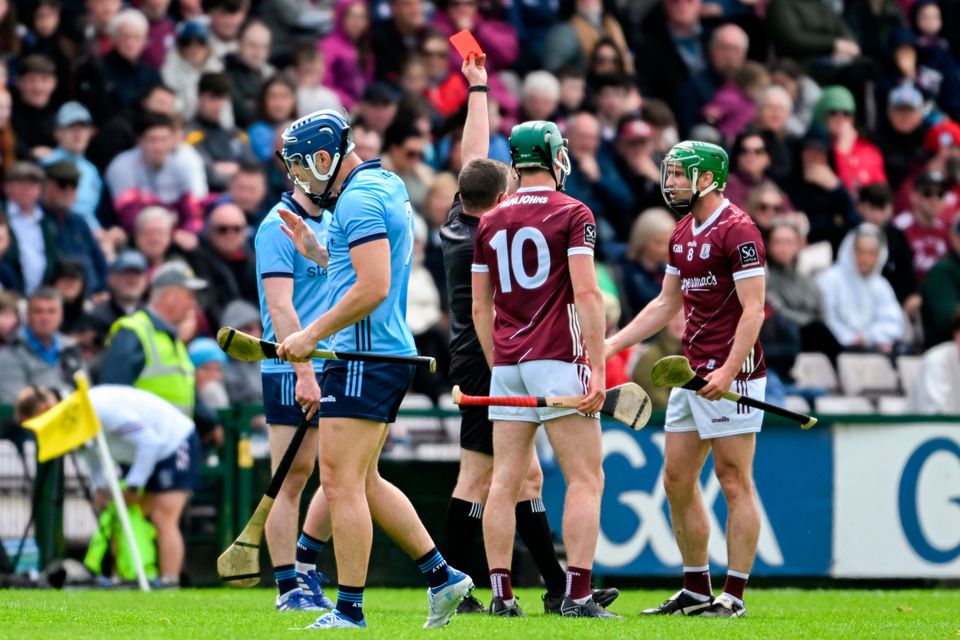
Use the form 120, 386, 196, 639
579, 367, 606, 414
698, 367, 736, 401
295, 370, 321, 420
462, 53, 488, 86
277, 327, 317, 363
279, 208, 329, 267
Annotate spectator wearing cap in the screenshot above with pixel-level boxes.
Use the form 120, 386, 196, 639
140, 0, 175, 69
99, 260, 205, 416
41, 160, 108, 293
189, 336, 229, 410
89, 249, 148, 342
612, 115, 662, 213
675, 23, 750, 137
2, 162, 60, 293
105, 112, 203, 237
76, 9, 163, 119
219, 299, 263, 403
920, 216, 960, 348
857, 182, 921, 312
371, 0, 428, 82
563, 111, 635, 250
321, 0, 375, 110
11, 54, 59, 161
784, 125, 857, 252
815, 86, 887, 195
223, 19, 274, 128
876, 84, 930, 190
893, 170, 951, 283
42, 102, 105, 237
0, 285, 87, 403
186, 72, 254, 193
162, 20, 230, 129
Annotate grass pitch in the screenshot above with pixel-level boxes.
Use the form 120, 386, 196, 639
0, 587, 957, 639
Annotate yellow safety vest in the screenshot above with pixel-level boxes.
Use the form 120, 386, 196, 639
108, 310, 195, 416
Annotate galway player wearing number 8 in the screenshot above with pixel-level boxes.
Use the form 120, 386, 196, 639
471, 121, 617, 618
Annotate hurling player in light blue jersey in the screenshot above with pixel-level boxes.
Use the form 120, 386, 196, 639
255, 142, 336, 613
276, 110, 472, 630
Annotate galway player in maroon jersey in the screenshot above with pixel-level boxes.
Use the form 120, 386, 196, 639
471, 121, 616, 618
606, 141, 767, 618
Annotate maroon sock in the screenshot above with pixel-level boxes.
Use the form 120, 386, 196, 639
565, 566, 592, 600
683, 565, 712, 598
490, 568, 513, 601
723, 571, 749, 602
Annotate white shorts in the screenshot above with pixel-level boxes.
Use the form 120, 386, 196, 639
489, 360, 591, 423
665, 377, 766, 439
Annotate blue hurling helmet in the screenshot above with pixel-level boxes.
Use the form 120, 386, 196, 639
280, 109, 356, 208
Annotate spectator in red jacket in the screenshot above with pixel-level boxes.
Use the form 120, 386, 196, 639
815, 85, 888, 195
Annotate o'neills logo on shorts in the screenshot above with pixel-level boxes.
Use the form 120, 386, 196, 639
711, 416, 730, 423
680, 272, 718, 291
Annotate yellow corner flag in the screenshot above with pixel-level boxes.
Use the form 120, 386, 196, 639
22, 372, 101, 462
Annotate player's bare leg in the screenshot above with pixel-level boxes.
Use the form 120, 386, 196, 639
265, 425, 320, 566
641, 430, 715, 616
142, 490, 188, 581
452, 450, 493, 503
483, 420, 537, 614
663, 431, 713, 567
699, 433, 759, 617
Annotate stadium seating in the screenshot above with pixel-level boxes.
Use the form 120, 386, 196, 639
815, 395, 876, 414
836, 353, 899, 396
791, 352, 839, 392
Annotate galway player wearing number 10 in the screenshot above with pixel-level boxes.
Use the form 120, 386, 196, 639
471, 121, 617, 618
605, 141, 767, 618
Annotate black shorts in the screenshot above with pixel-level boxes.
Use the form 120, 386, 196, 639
318, 360, 415, 423
449, 352, 493, 455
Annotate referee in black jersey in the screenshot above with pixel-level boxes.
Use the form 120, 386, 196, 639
439, 54, 618, 616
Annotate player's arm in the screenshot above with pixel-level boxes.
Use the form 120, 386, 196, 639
461, 53, 489, 166
698, 274, 766, 401
280, 240, 391, 360
262, 277, 320, 418
471, 270, 495, 368
605, 273, 684, 360
278, 209, 329, 267
569, 254, 606, 413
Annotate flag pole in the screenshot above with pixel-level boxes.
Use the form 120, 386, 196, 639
75, 373, 150, 592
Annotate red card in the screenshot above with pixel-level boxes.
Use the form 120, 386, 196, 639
449, 29, 484, 61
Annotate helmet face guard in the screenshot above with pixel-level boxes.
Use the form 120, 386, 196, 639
660, 141, 727, 216
279, 113, 354, 209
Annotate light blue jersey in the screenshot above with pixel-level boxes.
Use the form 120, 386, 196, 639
326, 159, 417, 356
255, 191, 332, 374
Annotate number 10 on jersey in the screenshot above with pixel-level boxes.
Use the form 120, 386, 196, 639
489, 227, 551, 293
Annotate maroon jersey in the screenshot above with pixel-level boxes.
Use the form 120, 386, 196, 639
472, 188, 597, 366
893, 212, 949, 283
667, 201, 766, 380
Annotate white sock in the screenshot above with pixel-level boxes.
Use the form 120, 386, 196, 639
502, 597, 515, 608
720, 591, 744, 606
295, 561, 316, 575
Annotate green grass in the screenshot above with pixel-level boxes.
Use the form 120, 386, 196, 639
0, 588, 957, 639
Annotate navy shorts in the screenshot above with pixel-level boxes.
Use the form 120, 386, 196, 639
122, 431, 202, 494
262, 370, 322, 427
318, 360, 415, 423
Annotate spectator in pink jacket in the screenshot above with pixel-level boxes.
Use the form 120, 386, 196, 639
320, 0, 374, 110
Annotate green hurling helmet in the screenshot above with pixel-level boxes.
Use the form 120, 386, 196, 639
660, 140, 729, 215
509, 120, 572, 190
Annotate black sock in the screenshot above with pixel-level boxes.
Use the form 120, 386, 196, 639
515, 498, 566, 595
443, 497, 483, 571
416, 547, 451, 590
274, 564, 298, 596
296, 531, 327, 567
336, 585, 364, 622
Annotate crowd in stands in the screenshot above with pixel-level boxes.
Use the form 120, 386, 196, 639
1, 0, 960, 425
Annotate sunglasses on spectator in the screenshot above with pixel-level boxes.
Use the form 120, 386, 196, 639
919, 188, 945, 199
423, 49, 448, 58
740, 146, 767, 155
403, 148, 424, 160
55, 180, 79, 189
757, 202, 784, 213
827, 110, 853, 117
212, 224, 246, 234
